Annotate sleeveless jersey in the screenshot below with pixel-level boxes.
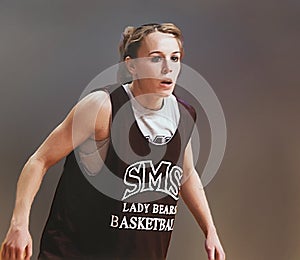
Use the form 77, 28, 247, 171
38, 85, 196, 260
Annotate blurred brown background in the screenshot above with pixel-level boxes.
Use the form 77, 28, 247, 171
0, 1, 299, 259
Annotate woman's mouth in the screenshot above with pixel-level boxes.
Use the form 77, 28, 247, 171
159, 79, 173, 87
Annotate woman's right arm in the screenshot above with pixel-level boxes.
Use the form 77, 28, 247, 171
1, 91, 111, 260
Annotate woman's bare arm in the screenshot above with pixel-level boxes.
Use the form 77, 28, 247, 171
181, 140, 225, 260
1, 91, 111, 260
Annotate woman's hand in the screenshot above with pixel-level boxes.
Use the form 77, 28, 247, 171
205, 229, 225, 260
1, 224, 32, 260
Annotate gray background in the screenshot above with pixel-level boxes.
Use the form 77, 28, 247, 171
1, 1, 299, 259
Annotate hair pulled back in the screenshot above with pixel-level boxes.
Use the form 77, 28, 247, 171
119, 23, 184, 60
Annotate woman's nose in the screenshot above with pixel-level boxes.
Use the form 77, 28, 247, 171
161, 59, 172, 74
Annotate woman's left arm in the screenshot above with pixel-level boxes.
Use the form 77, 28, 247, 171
180, 140, 226, 260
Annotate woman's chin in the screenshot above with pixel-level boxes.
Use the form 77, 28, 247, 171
157, 83, 175, 95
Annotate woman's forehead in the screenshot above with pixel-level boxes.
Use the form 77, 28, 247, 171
138, 31, 181, 55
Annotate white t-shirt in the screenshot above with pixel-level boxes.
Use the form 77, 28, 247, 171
122, 83, 180, 145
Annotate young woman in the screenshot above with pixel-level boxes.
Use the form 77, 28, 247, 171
1, 23, 225, 260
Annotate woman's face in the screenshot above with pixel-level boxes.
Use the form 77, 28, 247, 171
127, 31, 182, 97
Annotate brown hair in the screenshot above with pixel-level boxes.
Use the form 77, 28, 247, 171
119, 22, 184, 61
117, 23, 184, 83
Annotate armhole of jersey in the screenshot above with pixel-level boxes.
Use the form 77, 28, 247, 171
77, 87, 113, 176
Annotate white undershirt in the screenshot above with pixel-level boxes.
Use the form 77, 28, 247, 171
122, 83, 180, 145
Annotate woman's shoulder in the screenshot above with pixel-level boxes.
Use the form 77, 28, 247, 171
79, 89, 112, 113
72, 89, 112, 141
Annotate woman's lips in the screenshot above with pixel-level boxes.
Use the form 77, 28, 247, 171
159, 79, 173, 88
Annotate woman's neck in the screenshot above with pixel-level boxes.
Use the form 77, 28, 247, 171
129, 82, 164, 110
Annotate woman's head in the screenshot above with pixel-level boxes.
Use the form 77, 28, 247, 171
118, 23, 184, 97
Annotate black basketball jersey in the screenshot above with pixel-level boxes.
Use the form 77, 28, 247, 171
38, 85, 196, 260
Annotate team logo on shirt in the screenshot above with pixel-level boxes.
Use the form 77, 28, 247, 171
122, 160, 183, 201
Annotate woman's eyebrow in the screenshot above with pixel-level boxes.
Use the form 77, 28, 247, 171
148, 50, 181, 55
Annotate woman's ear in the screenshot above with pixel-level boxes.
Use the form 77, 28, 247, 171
124, 56, 136, 76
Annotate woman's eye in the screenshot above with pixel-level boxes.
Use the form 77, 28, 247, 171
171, 56, 179, 62
151, 56, 162, 63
